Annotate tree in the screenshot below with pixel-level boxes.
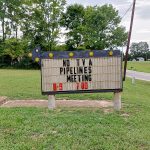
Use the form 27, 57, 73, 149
21, 0, 66, 50
130, 42, 149, 60
3, 38, 26, 62
62, 4, 127, 50
0, 38, 4, 56
0, 0, 7, 41
83, 5, 127, 49
7, 0, 23, 39
62, 4, 85, 49
0, 0, 24, 41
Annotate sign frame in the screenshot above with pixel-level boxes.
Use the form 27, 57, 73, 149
31, 47, 123, 95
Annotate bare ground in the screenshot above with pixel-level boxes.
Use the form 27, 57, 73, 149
0, 96, 7, 106
0, 98, 113, 108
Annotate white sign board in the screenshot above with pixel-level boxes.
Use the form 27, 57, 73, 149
41, 56, 122, 94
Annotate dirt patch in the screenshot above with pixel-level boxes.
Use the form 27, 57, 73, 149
1, 100, 113, 108
0, 97, 7, 106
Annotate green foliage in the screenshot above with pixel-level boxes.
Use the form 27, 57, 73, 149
2, 38, 28, 60
130, 42, 150, 60
54, 44, 68, 51
62, 4, 85, 49
0, 1, 128, 68
62, 4, 127, 50
21, 0, 66, 50
84, 5, 127, 49
0, 0, 23, 40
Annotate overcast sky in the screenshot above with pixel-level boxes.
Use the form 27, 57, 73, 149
67, 0, 150, 46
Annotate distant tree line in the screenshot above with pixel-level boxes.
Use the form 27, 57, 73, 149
128, 42, 150, 61
0, 0, 128, 68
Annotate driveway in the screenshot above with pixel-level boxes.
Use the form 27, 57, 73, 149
126, 70, 150, 81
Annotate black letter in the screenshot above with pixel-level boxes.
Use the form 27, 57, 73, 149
84, 67, 88, 74
70, 67, 73, 74
82, 59, 85, 66
74, 67, 77, 74
74, 75, 76, 82
67, 75, 71, 82
84, 75, 89, 81
66, 67, 70, 74
78, 75, 81, 82
79, 67, 83, 74
89, 66, 92, 74
63, 59, 70, 67
89, 75, 92, 81
89, 59, 92, 66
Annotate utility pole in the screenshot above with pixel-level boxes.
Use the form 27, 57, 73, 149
123, 0, 136, 81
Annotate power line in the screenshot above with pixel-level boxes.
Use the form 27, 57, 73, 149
121, 3, 133, 21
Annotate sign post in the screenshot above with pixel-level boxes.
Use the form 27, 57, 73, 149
113, 92, 122, 111
48, 95, 55, 109
30, 47, 123, 110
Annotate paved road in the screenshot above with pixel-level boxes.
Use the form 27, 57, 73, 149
126, 70, 150, 81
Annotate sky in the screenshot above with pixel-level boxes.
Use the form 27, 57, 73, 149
67, 0, 150, 46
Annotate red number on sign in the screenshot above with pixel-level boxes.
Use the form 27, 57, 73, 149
53, 83, 63, 91
53, 83, 57, 91
84, 82, 88, 89
59, 83, 63, 90
81, 82, 84, 89
76, 82, 89, 90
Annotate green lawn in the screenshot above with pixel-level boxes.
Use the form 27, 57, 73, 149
127, 61, 150, 73
0, 69, 150, 149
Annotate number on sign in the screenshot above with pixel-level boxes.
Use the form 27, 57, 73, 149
76, 82, 88, 90
53, 83, 63, 91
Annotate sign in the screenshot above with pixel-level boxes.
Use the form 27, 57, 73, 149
31, 49, 123, 95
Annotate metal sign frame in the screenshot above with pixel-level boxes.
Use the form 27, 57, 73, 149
31, 47, 123, 95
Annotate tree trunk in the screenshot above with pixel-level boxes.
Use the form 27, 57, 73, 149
2, 18, 5, 42
16, 26, 18, 39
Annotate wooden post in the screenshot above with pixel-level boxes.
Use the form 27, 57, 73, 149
123, 0, 136, 81
113, 92, 122, 111
48, 95, 56, 109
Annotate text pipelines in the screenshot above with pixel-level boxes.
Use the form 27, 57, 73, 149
60, 59, 93, 82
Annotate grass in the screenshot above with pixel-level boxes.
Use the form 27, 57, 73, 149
127, 61, 150, 73
0, 107, 150, 150
0, 69, 150, 149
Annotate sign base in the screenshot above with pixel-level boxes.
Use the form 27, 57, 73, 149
48, 95, 56, 109
113, 92, 122, 110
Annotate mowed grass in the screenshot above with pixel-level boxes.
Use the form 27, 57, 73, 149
127, 61, 150, 73
0, 69, 150, 149
1, 107, 150, 150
